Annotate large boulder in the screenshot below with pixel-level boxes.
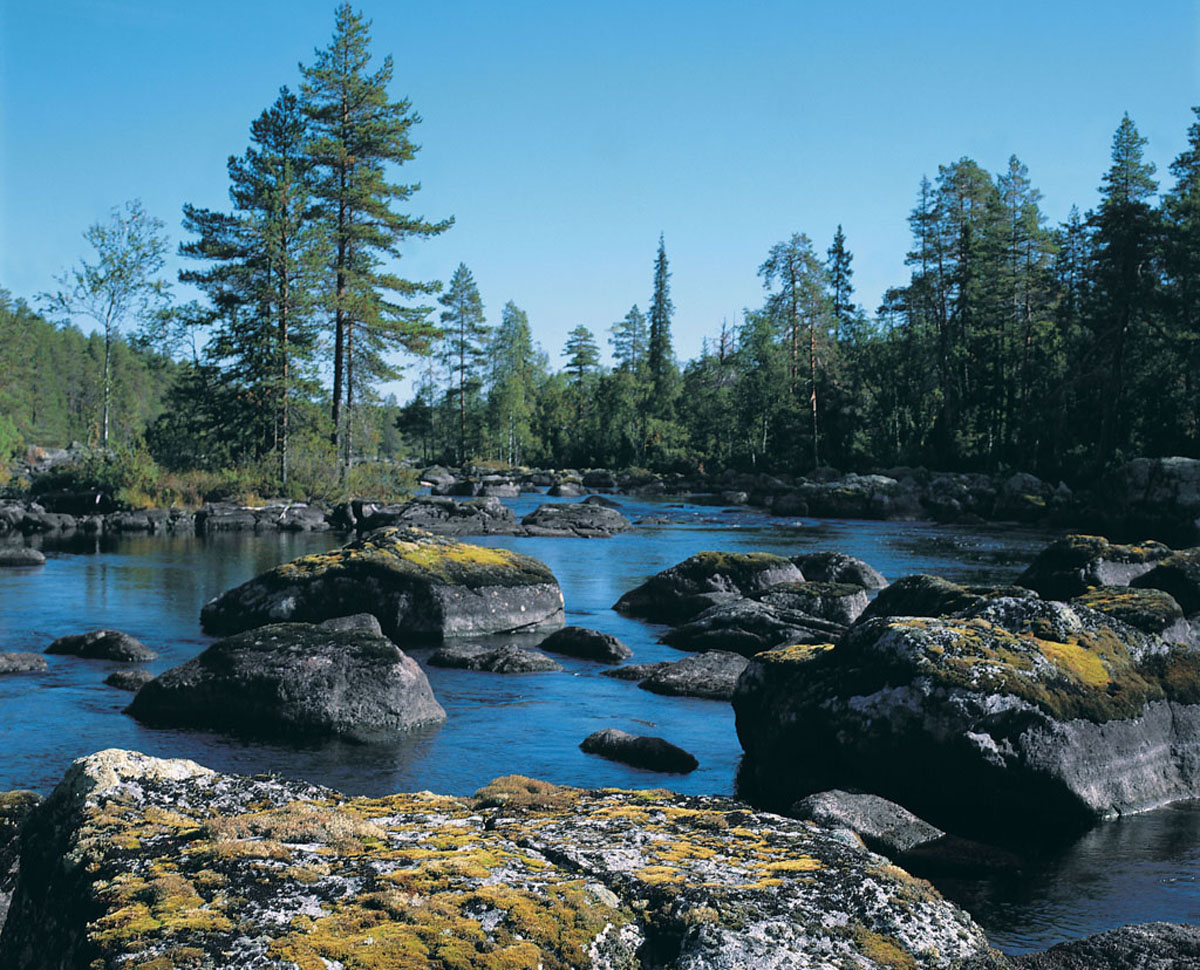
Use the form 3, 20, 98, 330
126, 623, 446, 742
579, 728, 699, 773
45, 630, 157, 662
1132, 547, 1200, 615
537, 625, 632, 662
859, 574, 1038, 623
427, 642, 563, 673
199, 526, 564, 641
791, 550, 888, 588
520, 501, 632, 538
614, 550, 804, 623
638, 650, 749, 700
1072, 586, 1194, 644
1017, 534, 1172, 601
753, 581, 871, 625
355, 495, 520, 536
1096, 455, 1200, 545
0, 547, 45, 568
735, 596, 1200, 839
0, 750, 998, 970
662, 598, 844, 656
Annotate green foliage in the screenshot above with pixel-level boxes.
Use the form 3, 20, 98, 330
437, 263, 489, 463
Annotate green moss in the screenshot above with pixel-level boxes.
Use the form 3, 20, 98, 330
1074, 586, 1183, 631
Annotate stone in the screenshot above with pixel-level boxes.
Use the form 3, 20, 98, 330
520, 501, 632, 538
790, 550, 888, 588
753, 581, 871, 625
127, 623, 445, 743
1017, 534, 1172, 601
579, 728, 699, 773
0, 653, 47, 674
0, 547, 44, 567
662, 598, 844, 656
427, 642, 563, 673
638, 650, 749, 700
194, 502, 330, 534
1097, 455, 1200, 546
316, 613, 384, 635
199, 526, 564, 641
357, 495, 520, 536
0, 790, 43, 934
103, 670, 154, 691
45, 629, 157, 662
547, 481, 587, 497
1073, 586, 1194, 644
1132, 547, 1200, 615
581, 493, 623, 508
1011, 922, 1200, 970
601, 661, 673, 682
538, 625, 632, 662
791, 789, 944, 858
858, 573, 1038, 623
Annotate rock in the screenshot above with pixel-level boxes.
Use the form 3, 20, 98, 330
547, 481, 587, 497
315, 612, 384, 635
580, 728, 699, 773
0, 750, 997, 970
662, 598, 844, 656
0, 653, 47, 674
418, 463, 456, 486
195, 502, 330, 534
791, 473, 912, 520
1097, 455, 1200, 546
614, 550, 804, 624
104, 507, 195, 535
127, 623, 445, 742
0, 547, 44, 567
994, 471, 1054, 522
1011, 922, 1200, 970
538, 625, 632, 662
479, 482, 520, 497
639, 650, 749, 700
601, 661, 673, 681
103, 669, 154, 691
581, 493, 622, 508
520, 501, 632, 538
358, 495, 520, 536
1132, 547, 1200, 615
1073, 586, 1194, 644
582, 469, 618, 490
858, 573, 1038, 623
199, 526, 564, 641
791, 790, 944, 857
791, 550, 888, 588
45, 629, 156, 662
753, 581, 871, 625
1017, 534, 1172, 601
431, 479, 482, 497
427, 642, 563, 673
0, 790, 43, 934
734, 596, 1200, 840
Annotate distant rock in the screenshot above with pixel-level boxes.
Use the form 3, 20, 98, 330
790, 551, 888, 589
356, 495, 520, 536
46, 630, 156, 662
1096, 455, 1200, 546
662, 599, 843, 656
520, 502, 632, 538
103, 669, 154, 691
0, 547, 44, 568
194, 502, 329, 534
581, 494, 622, 508
428, 642, 563, 673
1017, 534, 1172, 601
547, 481, 587, 497
580, 728, 699, 773
0, 653, 46, 675
638, 650, 749, 700
538, 626, 632, 663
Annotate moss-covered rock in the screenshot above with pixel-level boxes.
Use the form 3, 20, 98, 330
1132, 547, 1200, 616
199, 526, 564, 641
1016, 534, 1172, 601
0, 749, 1000, 969
857, 574, 1038, 624
753, 581, 871, 625
661, 598, 845, 656
1072, 586, 1193, 643
790, 551, 888, 589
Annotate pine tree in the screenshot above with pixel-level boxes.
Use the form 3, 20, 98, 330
437, 263, 488, 463
301, 3, 452, 471
563, 324, 600, 431
826, 225, 856, 344
647, 235, 676, 409
487, 301, 539, 465
609, 304, 648, 371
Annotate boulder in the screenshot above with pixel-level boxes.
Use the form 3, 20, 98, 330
127, 623, 445, 742
0, 750, 997, 970
1017, 534, 1172, 601
1132, 548, 1200, 615
0, 790, 43, 934
199, 526, 564, 641
357, 495, 520, 536
753, 581, 871, 625
662, 598, 843, 656
791, 790, 944, 858
195, 502, 330, 534
418, 463, 456, 486
547, 481, 587, 497
993, 471, 1054, 522
858, 574, 1038, 623
0, 653, 47, 675
103, 669, 154, 691
1011, 922, 1200, 970
538, 625, 632, 663
581, 493, 622, 508
614, 550, 804, 624
0, 547, 44, 568
1072, 586, 1194, 644
1096, 455, 1200, 545
791, 550, 888, 589
579, 728, 699, 773
638, 650, 749, 700
45, 629, 156, 662
520, 501, 632, 538
601, 661, 672, 682
735, 596, 1200, 839
316, 613, 384, 635
427, 642, 563, 673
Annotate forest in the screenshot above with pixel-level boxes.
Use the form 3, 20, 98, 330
2, 3, 1197, 504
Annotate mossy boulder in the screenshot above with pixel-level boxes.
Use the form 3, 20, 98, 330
734, 596, 1200, 840
661, 598, 845, 656
1072, 586, 1194, 643
857, 574, 1038, 623
790, 551, 888, 589
614, 551, 804, 624
1016, 534, 1172, 601
0, 749, 1000, 970
1132, 547, 1200, 615
199, 526, 565, 641
127, 623, 446, 742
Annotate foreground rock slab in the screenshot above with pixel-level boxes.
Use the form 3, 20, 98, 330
0, 750, 999, 969
199, 526, 565, 641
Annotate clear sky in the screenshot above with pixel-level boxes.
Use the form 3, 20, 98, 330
1, 1, 1197, 387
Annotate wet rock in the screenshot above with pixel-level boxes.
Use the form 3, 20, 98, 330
199, 526, 564, 641
1073, 586, 1194, 644
1011, 921, 1200, 970
858, 573, 1038, 623
520, 501, 632, 538
428, 642, 563, 673
103, 669, 154, 691
580, 728, 699, 773
581, 493, 622, 508
538, 625, 632, 663
754, 581, 871, 625
548, 481, 587, 497
639, 650, 749, 700
0, 790, 43, 934
0, 547, 45, 567
601, 660, 673, 682
614, 550, 804, 624
662, 598, 844, 656
0, 653, 47, 675
791, 550, 888, 589
1132, 547, 1200, 615
1017, 534, 1172, 601
356, 495, 520, 536
316, 613, 384, 635
127, 623, 445, 742
46, 630, 156, 662
791, 789, 944, 858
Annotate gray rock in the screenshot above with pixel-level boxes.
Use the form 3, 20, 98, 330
358, 495, 520, 536
581, 494, 622, 508
1012, 922, 1200, 970
538, 626, 632, 663
1133, 547, 1200, 615
520, 501, 632, 538
0, 547, 44, 568
127, 623, 445, 742
858, 573, 1038, 623
791, 789, 944, 856
45, 630, 156, 662
1098, 455, 1200, 546
427, 642, 563, 673
1072, 586, 1194, 644
662, 598, 843, 656
580, 728, 699, 773
103, 669, 154, 691
0, 653, 47, 675
317, 613, 384, 635
601, 661, 673, 682
547, 481, 587, 497
0, 790, 43, 935
790, 551, 888, 589
754, 581, 871, 625
639, 650, 749, 700
195, 502, 330, 534
1018, 534, 1173, 601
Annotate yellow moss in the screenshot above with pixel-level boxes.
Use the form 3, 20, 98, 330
472, 776, 580, 813
1033, 637, 1111, 688
852, 927, 918, 969
756, 643, 837, 664
634, 865, 685, 885
758, 856, 822, 873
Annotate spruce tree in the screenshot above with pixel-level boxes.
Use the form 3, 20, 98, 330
609, 304, 648, 371
487, 301, 539, 465
647, 235, 676, 408
826, 225, 855, 344
563, 324, 600, 435
437, 263, 488, 463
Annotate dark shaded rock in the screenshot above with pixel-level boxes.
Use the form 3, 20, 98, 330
548, 481, 587, 497
428, 642, 563, 673
18, 510, 77, 533
1132, 547, 1200, 615
614, 550, 804, 624
753, 581, 871, 625
0, 547, 45, 567
103, 669, 154, 691
0, 653, 47, 674
199, 526, 564, 642
582, 494, 622, 508
1012, 922, 1200, 970
195, 502, 329, 534
662, 598, 843, 656
791, 550, 888, 589
316, 613, 384, 635
1097, 455, 1200, 546
104, 508, 195, 535
639, 650, 749, 700
582, 469, 618, 489
538, 625, 632, 662
432, 479, 482, 497
601, 661, 673, 681
479, 482, 520, 498
127, 623, 445, 742
791, 789, 944, 857
418, 463, 456, 486
0, 790, 43, 933
858, 573, 1038, 623
46, 629, 156, 662
356, 495, 520, 536
1017, 534, 1172, 601
792, 473, 916, 520
520, 501, 632, 538
1073, 586, 1194, 644
993, 471, 1054, 522
580, 728, 699, 773
33, 487, 115, 515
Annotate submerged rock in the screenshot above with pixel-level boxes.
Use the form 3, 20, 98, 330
1017, 534, 1172, 601
427, 642, 563, 673
0, 749, 998, 969
520, 501, 632, 537
45, 629, 157, 662
538, 625, 632, 662
103, 670, 154, 691
0, 653, 47, 675
127, 623, 445, 742
638, 650, 749, 700
580, 728, 699, 773
199, 526, 564, 641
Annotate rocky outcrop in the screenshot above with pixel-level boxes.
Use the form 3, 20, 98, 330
520, 501, 633, 538
579, 728, 699, 773
126, 623, 446, 742
791, 551, 888, 589
199, 526, 565, 641
753, 581, 870, 625
0, 653, 47, 675
195, 502, 330, 533
538, 626, 633, 662
46, 630, 157, 662
859, 574, 1038, 623
355, 495, 521, 536
1017, 534, 1172, 601
637, 650, 749, 700
428, 642, 563, 673
1011, 922, 1200, 970
735, 596, 1200, 839
1072, 586, 1194, 644
614, 550, 804, 623
0, 546, 45, 567
662, 599, 844, 656
0, 750, 999, 970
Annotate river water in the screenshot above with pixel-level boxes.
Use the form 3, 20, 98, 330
0, 492, 1196, 952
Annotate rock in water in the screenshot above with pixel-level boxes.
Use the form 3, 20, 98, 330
638, 650, 749, 700
0, 547, 45, 567
103, 670, 154, 691
790, 551, 888, 588
734, 596, 1200, 840
1011, 921, 1200, 970
45, 629, 157, 662
427, 642, 563, 673
356, 495, 521, 536
1017, 534, 1172, 600
661, 598, 844, 656
580, 728, 699, 773
520, 501, 632, 537
538, 625, 632, 662
199, 526, 564, 640
126, 623, 445, 742
0, 749, 1000, 969
0, 653, 47, 675
753, 581, 871, 625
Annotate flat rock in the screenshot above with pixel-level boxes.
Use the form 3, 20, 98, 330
1012, 922, 1200, 970
662, 598, 844, 656
791, 551, 888, 588
639, 650, 749, 700
791, 790, 944, 857
103, 669, 154, 691
0, 653, 47, 675
0, 547, 44, 567
126, 623, 446, 742
579, 728, 699, 773
356, 495, 520, 536
538, 625, 632, 662
1017, 534, 1173, 600
45, 629, 156, 662
427, 642, 563, 673
199, 526, 564, 641
520, 501, 632, 537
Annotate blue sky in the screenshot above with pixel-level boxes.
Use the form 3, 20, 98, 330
1, 1, 1196, 385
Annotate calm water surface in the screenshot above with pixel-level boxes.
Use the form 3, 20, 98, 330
0, 493, 1194, 951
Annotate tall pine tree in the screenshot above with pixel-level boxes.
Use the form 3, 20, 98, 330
437, 263, 488, 464
647, 235, 676, 410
